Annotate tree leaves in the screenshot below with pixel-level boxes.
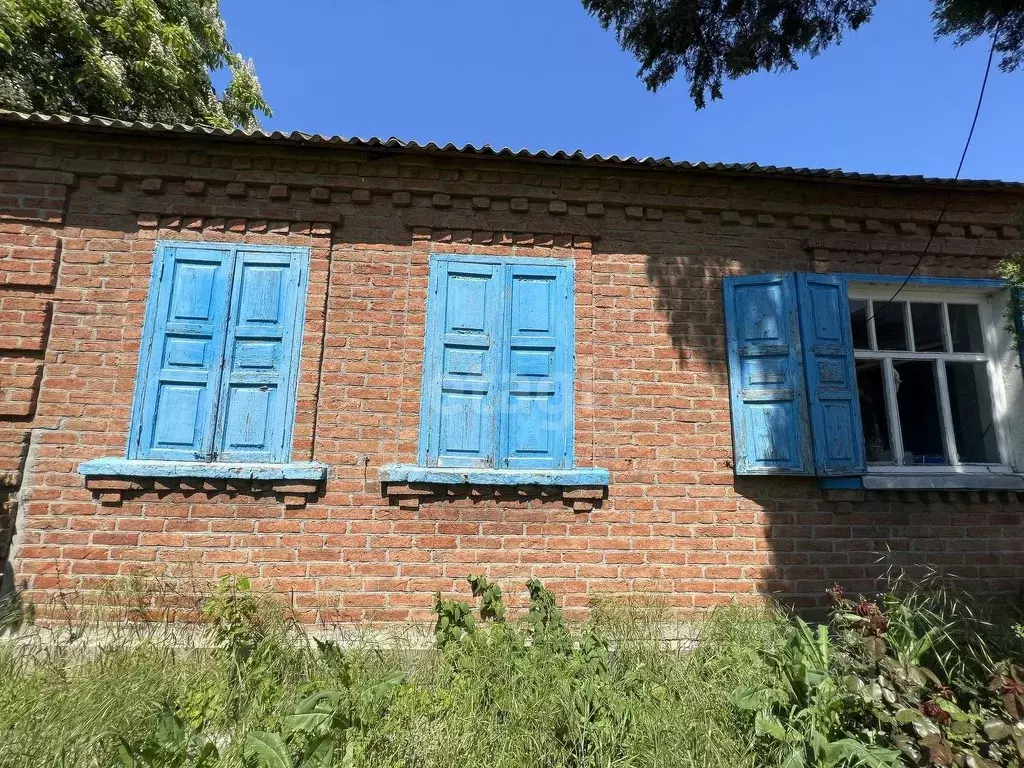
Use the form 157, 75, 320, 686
582, 0, 1022, 107
0, 0, 270, 128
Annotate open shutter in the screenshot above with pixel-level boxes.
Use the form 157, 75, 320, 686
723, 274, 812, 475
499, 262, 572, 469
796, 273, 866, 476
132, 244, 233, 461
421, 259, 504, 467
215, 248, 308, 463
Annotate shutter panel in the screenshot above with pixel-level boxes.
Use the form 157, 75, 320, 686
215, 248, 307, 463
499, 262, 572, 469
796, 273, 866, 476
132, 244, 234, 461
422, 259, 504, 467
723, 274, 813, 475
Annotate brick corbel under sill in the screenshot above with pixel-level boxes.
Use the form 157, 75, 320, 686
378, 465, 609, 511
78, 458, 328, 508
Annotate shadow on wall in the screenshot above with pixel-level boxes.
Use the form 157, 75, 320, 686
642, 245, 1024, 612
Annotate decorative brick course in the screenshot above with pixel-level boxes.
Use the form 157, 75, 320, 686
2, 122, 1024, 624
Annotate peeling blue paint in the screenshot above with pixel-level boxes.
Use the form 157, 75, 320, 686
79, 458, 327, 481
379, 464, 609, 486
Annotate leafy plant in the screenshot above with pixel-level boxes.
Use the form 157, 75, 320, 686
468, 574, 506, 622
432, 592, 475, 648
828, 582, 1024, 768
112, 707, 218, 768
245, 671, 406, 768
733, 615, 901, 768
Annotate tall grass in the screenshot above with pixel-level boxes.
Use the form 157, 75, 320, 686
0, 580, 788, 768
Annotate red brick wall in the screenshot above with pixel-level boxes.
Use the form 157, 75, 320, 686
2, 123, 1023, 622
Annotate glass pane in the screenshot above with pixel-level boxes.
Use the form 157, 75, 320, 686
874, 301, 909, 351
893, 360, 947, 465
948, 304, 985, 353
911, 302, 945, 352
849, 299, 871, 349
856, 360, 894, 464
946, 362, 1000, 463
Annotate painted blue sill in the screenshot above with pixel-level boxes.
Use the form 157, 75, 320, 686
819, 474, 1024, 491
380, 465, 610, 487
79, 458, 328, 482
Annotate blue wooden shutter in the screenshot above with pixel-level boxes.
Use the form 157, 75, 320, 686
723, 274, 813, 475
214, 248, 308, 463
498, 262, 572, 469
131, 244, 234, 461
796, 273, 866, 476
421, 259, 504, 467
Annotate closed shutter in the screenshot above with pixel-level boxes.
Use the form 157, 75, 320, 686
499, 262, 573, 469
796, 273, 866, 476
723, 274, 813, 475
215, 249, 308, 462
132, 244, 234, 461
421, 259, 504, 467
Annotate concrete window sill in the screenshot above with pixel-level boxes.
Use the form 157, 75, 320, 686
78, 458, 328, 507
819, 473, 1024, 491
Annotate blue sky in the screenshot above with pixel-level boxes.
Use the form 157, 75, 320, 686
220, 0, 1022, 181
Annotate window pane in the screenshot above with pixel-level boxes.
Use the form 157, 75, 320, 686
849, 299, 871, 349
856, 360, 894, 464
911, 302, 945, 352
948, 304, 984, 353
893, 360, 947, 465
946, 362, 1000, 463
874, 301, 909, 351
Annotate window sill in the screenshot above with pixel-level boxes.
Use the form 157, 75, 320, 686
78, 458, 328, 507
379, 465, 609, 486
819, 473, 1024, 491
379, 465, 610, 511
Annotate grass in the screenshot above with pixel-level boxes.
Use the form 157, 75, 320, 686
0, 580, 789, 768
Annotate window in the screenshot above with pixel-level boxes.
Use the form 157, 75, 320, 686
418, 255, 574, 469
126, 242, 310, 464
722, 272, 1021, 485
848, 286, 1007, 471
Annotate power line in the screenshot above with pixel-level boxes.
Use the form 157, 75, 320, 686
867, 29, 1000, 321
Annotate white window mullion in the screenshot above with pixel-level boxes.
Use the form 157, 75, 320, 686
904, 301, 915, 352
934, 360, 960, 466
867, 299, 878, 351
940, 301, 953, 353
882, 357, 905, 465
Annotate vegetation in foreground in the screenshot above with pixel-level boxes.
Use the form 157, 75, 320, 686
0, 574, 1022, 768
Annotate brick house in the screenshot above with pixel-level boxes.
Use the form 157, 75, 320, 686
2, 110, 1023, 623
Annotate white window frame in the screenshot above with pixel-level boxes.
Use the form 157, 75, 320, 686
847, 283, 1015, 476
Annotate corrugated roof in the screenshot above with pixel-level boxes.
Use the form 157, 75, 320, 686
3, 109, 1022, 190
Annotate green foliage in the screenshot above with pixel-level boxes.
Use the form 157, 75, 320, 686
432, 592, 475, 648
526, 577, 566, 637
828, 581, 1024, 768
245, 670, 407, 768
732, 616, 901, 768
113, 708, 219, 768
0, 0, 270, 128
0, 574, 789, 768
996, 214, 1024, 354
582, 1, 1023, 108
468, 574, 506, 622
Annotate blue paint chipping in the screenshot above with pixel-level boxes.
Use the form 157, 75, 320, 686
723, 273, 814, 475
380, 465, 608, 487
126, 241, 310, 465
80, 458, 327, 481
420, 254, 577, 471
796, 273, 866, 476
